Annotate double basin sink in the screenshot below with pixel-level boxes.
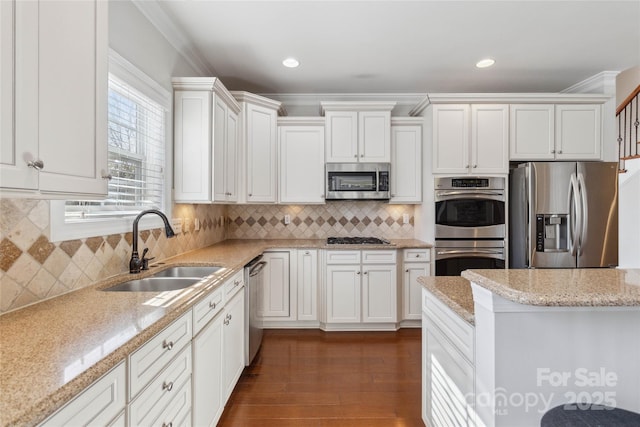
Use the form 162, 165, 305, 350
104, 266, 222, 292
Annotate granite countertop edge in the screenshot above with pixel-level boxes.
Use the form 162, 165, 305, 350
0, 238, 431, 427
418, 276, 475, 325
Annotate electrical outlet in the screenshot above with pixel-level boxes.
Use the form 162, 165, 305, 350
403, 213, 410, 224
171, 218, 183, 234
183, 217, 191, 233
194, 218, 200, 231
284, 214, 291, 225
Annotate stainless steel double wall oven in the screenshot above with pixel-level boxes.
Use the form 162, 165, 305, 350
434, 177, 506, 276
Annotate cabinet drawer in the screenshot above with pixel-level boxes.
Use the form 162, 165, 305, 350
403, 248, 430, 262
40, 362, 126, 427
224, 270, 244, 300
130, 344, 192, 426
193, 286, 224, 335
423, 288, 474, 362
362, 250, 396, 264
129, 310, 192, 399
326, 250, 361, 264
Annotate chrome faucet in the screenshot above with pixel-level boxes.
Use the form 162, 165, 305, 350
129, 209, 176, 274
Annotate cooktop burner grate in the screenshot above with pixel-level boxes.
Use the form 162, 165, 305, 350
327, 237, 390, 245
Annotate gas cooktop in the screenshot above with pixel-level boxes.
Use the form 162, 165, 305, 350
327, 237, 391, 245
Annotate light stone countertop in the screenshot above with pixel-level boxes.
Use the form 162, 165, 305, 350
418, 276, 474, 325
462, 268, 640, 307
0, 238, 430, 427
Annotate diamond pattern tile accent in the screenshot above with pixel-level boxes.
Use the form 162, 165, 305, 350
59, 240, 82, 258
258, 217, 268, 226
27, 235, 56, 265
0, 238, 22, 272
85, 236, 104, 253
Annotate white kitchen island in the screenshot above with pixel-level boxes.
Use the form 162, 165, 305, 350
420, 269, 640, 427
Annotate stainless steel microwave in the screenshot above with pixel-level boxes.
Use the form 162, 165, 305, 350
325, 163, 390, 200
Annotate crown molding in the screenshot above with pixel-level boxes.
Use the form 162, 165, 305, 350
391, 117, 424, 126
261, 93, 425, 116
131, 0, 213, 77
231, 91, 286, 116
277, 117, 326, 126
561, 71, 619, 95
171, 77, 240, 112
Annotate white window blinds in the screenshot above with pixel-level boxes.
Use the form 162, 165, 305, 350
65, 74, 166, 220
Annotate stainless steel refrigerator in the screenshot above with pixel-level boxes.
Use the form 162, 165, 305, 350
509, 162, 618, 268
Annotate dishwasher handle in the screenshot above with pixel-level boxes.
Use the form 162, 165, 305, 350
249, 261, 267, 277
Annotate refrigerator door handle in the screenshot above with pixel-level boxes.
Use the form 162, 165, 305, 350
569, 173, 581, 256
577, 173, 588, 253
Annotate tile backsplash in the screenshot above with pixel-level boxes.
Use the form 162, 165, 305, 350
1, 199, 415, 314
0, 199, 225, 314
227, 201, 414, 239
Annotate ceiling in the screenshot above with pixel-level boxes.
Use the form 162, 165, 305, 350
144, 1, 640, 95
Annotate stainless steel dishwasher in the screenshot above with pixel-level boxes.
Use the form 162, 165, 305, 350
244, 255, 267, 365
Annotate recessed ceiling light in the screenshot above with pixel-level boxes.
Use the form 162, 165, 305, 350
282, 58, 300, 68
476, 58, 495, 68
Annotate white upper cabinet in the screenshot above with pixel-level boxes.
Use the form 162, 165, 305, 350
1, 0, 109, 198
322, 102, 395, 163
173, 78, 241, 203
432, 104, 508, 174
390, 118, 422, 203
278, 118, 325, 204
510, 104, 601, 160
232, 92, 282, 204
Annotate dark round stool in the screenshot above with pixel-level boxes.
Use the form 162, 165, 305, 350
541, 404, 640, 426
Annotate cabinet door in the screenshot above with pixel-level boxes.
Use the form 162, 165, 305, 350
173, 90, 211, 202
193, 312, 224, 427
279, 125, 325, 204
246, 104, 278, 203
390, 124, 422, 203
555, 104, 601, 160
225, 108, 239, 201
213, 96, 228, 202
362, 264, 397, 323
509, 104, 555, 160
261, 251, 291, 318
471, 105, 509, 174
423, 322, 475, 427
432, 105, 470, 173
325, 110, 358, 162
41, 363, 126, 427
297, 249, 318, 321
403, 262, 429, 320
223, 288, 245, 400
326, 265, 361, 323
6, 0, 108, 196
359, 111, 391, 162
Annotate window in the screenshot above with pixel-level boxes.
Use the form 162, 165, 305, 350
50, 50, 171, 242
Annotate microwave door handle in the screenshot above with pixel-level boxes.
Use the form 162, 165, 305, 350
376, 168, 379, 191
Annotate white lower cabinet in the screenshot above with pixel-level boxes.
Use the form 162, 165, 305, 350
325, 250, 397, 327
261, 251, 291, 319
402, 249, 431, 322
39, 362, 126, 427
192, 309, 224, 427
129, 344, 192, 427
422, 287, 475, 427
223, 288, 246, 400
297, 249, 319, 322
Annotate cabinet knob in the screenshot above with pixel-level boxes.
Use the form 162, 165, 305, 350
162, 381, 174, 392
162, 340, 174, 351
305, 251, 310, 255
415, 254, 420, 258
406, 269, 409, 273
465, 164, 470, 168
248, 193, 252, 197
551, 149, 555, 154
27, 160, 44, 170
473, 164, 478, 168
102, 173, 113, 180
391, 194, 396, 197
360, 154, 364, 157
354, 154, 358, 158
558, 150, 563, 154
363, 271, 368, 275
356, 271, 361, 275
162, 423, 173, 427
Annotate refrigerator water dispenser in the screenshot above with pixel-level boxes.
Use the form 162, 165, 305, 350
536, 214, 569, 252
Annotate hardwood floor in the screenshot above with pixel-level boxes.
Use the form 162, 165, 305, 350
218, 329, 423, 427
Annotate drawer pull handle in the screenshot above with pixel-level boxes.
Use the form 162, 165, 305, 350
162, 381, 174, 392
209, 301, 217, 309
162, 340, 174, 351
162, 423, 173, 427
234, 280, 240, 286
416, 254, 420, 258
27, 159, 44, 170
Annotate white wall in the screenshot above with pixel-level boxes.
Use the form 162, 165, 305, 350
616, 68, 640, 268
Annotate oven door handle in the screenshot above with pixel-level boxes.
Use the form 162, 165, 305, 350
435, 191, 505, 201
435, 249, 505, 260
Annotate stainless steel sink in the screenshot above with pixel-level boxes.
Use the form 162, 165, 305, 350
151, 266, 222, 278
103, 277, 200, 292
